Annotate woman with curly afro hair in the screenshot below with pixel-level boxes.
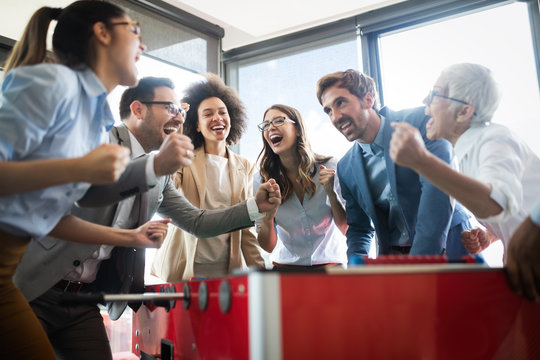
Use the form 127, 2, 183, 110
152, 73, 265, 280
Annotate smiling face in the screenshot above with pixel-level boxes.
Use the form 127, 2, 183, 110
196, 97, 231, 146
262, 109, 299, 156
321, 84, 378, 144
134, 86, 184, 151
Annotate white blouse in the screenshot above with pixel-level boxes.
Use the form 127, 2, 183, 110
253, 158, 348, 266
454, 122, 540, 248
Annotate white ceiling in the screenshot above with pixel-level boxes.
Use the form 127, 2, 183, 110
164, 0, 407, 50
0, 0, 406, 51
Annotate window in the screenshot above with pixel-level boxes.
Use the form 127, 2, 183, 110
377, 1, 540, 266
232, 36, 360, 163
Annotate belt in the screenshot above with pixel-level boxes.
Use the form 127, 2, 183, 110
390, 246, 412, 255
53, 280, 92, 293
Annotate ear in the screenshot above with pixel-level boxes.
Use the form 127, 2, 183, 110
363, 92, 375, 109
456, 104, 475, 124
92, 22, 112, 46
130, 100, 144, 119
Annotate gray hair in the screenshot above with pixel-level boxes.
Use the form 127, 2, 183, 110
439, 63, 501, 125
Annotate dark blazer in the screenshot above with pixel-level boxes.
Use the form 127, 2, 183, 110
338, 106, 471, 259
15, 124, 254, 318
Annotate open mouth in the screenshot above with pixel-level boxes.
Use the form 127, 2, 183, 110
339, 121, 352, 133
269, 134, 283, 145
163, 121, 181, 135
211, 125, 225, 132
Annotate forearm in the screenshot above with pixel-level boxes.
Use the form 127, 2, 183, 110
414, 152, 503, 218
49, 215, 136, 247
257, 218, 277, 252
0, 158, 83, 195
327, 192, 348, 235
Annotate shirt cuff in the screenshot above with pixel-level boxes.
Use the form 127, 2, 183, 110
247, 197, 263, 221
145, 153, 158, 187
530, 201, 540, 226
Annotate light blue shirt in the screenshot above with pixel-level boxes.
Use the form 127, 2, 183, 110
358, 116, 409, 247
0, 64, 114, 238
253, 158, 348, 265
530, 201, 540, 226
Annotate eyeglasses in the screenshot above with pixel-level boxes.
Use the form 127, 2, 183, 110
426, 90, 470, 106
257, 116, 296, 132
426, 90, 477, 116
109, 20, 141, 36
141, 101, 186, 119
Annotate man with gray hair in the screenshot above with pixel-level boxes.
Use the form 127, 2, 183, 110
389, 63, 540, 301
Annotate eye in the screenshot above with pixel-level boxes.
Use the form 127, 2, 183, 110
274, 118, 285, 125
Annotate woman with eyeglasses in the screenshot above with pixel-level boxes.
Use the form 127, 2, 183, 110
253, 104, 348, 269
389, 63, 540, 301
0, 1, 156, 358
151, 74, 265, 281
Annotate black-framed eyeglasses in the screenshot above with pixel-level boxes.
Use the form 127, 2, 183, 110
141, 101, 186, 119
257, 116, 296, 132
109, 20, 141, 36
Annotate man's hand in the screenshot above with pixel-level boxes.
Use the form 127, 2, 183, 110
255, 178, 281, 214
506, 217, 540, 302
154, 133, 195, 176
389, 122, 429, 170
79, 144, 130, 184
319, 165, 336, 196
131, 218, 171, 248
461, 228, 497, 254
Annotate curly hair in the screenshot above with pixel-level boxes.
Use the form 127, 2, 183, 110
182, 73, 247, 149
257, 104, 331, 201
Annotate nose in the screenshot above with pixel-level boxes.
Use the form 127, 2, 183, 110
139, 42, 147, 53
330, 108, 341, 125
422, 95, 429, 106
173, 111, 185, 124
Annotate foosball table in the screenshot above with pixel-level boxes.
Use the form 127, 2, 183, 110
129, 257, 540, 359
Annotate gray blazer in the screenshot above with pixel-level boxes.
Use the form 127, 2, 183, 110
14, 124, 253, 313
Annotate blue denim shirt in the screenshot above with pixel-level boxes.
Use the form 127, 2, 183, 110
0, 64, 114, 238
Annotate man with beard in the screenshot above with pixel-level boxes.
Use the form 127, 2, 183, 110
14, 76, 280, 360
316, 69, 472, 262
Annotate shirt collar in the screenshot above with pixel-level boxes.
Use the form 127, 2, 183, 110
77, 67, 115, 132
127, 129, 146, 158
359, 115, 385, 155
454, 122, 490, 161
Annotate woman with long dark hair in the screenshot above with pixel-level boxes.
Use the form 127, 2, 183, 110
254, 104, 348, 268
0, 1, 152, 357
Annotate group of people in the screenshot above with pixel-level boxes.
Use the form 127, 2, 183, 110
0, 1, 539, 359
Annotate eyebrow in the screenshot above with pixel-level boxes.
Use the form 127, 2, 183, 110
201, 106, 227, 112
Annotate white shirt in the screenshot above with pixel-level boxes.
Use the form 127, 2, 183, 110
193, 153, 232, 277
454, 122, 540, 249
254, 158, 348, 266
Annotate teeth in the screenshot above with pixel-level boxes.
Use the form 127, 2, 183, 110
270, 134, 281, 140
340, 122, 351, 130
164, 127, 178, 131
211, 126, 225, 130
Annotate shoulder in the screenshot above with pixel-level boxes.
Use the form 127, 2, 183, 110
382, 106, 429, 130
3, 64, 78, 93
228, 149, 254, 174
